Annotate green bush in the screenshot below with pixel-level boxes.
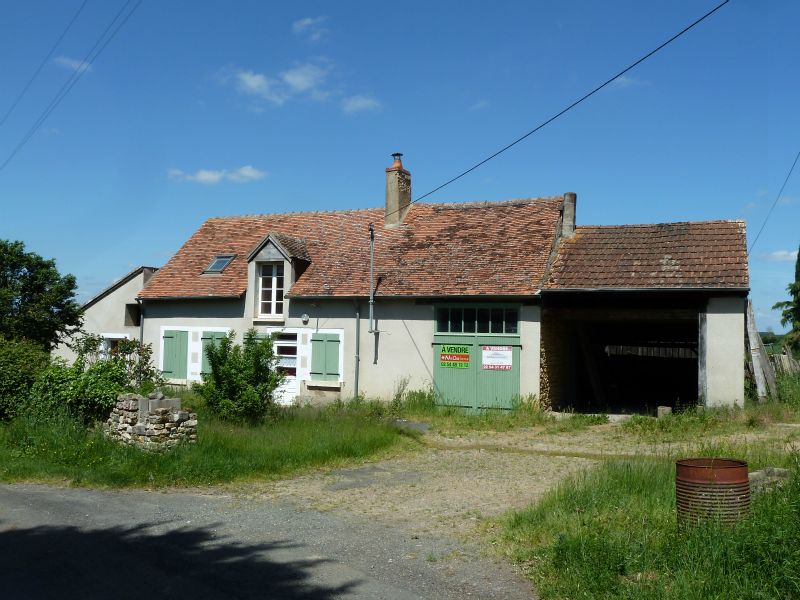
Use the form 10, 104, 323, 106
195, 329, 283, 423
0, 338, 50, 420
25, 334, 164, 422
30, 357, 127, 422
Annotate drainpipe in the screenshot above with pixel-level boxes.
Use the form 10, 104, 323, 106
354, 300, 360, 400
136, 297, 144, 387
368, 223, 375, 333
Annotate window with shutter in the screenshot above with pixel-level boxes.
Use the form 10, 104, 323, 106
201, 331, 228, 375
310, 333, 340, 381
162, 330, 188, 379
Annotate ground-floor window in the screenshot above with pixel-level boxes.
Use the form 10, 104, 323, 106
310, 333, 340, 381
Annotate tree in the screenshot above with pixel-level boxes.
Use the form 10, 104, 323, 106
0, 240, 82, 350
772, 242, 800, 354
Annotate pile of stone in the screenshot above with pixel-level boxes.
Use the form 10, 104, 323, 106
105, 392, 197, 451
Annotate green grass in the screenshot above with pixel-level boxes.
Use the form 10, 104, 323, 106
500, 452, 800, 600
621, 400, 800, 443
384, 388, 553, 434
0, 406, 409, 487
544, 413, 609, 434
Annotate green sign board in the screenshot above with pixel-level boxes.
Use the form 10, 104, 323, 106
440, 345, 470, 369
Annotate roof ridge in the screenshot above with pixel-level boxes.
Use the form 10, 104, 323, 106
204, 196, 564, 221
577, 219, 745, 229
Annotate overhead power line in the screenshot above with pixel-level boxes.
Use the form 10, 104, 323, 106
0, 0, 143, 173
0, 0, 89, 130
388, 0, 730, 216
748, 148, 800, 255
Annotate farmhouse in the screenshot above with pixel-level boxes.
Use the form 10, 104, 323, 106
54, 266, 158, 363
133, 154, 747, 410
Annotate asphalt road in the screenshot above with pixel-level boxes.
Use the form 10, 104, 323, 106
0, 484, 534, 599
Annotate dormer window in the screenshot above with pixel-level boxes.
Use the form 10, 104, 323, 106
259, 263, 284, 317
205, 254, 235, 273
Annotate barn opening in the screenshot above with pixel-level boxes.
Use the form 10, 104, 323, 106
541, 292, 705, 414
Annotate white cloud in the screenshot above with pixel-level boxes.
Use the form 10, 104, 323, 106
610, 74, 647, 89
292, 16, 328, 42
54, 55, 92, 74
469, 99, 490, 111
281, 62, 329, 94
762, 250, 798, 262
743, 201, 759, 211
168, 166, 267, 185
341, 94, 381, 114
235, 70, 286, 105
230, 61, 331, 106
779, 195, 799, 206
226, 165, 267, 183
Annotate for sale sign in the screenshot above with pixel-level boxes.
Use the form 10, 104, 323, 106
440, 345, 470, 369
482, 345, 512, 370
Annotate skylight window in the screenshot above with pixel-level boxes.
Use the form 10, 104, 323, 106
205, 254, 235, 273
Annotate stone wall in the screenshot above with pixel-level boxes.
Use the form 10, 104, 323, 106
105, 392, 197, 451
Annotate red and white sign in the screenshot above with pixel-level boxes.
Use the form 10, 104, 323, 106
482, 345, 513, 370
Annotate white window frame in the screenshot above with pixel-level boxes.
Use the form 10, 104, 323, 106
258, 262, 285, 319
100, 332, 132, 360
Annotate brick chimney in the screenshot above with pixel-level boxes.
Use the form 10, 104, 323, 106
385, 153, 411, 227
561, 192, 577, 238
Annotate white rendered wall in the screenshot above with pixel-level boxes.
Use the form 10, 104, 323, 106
701, 296, 745, 408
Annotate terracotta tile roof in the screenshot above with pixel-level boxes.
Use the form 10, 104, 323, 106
138, 197, 564, 299
544, 220, 749, 290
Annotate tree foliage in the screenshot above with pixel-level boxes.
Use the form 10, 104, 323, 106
773, 242, 800, 353
0, 240, 82, 350
0, 337, 51, 421
196, 329, 283, 422
28, 334, 163, 423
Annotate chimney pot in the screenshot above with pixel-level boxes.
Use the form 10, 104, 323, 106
385, 152, 411, 227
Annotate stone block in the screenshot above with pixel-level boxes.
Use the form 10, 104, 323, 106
657, 406, 672, 419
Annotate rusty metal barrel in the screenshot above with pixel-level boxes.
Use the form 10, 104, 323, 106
676, 458, 750, 525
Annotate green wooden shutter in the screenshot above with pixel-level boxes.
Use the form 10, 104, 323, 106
162, 330, 188, 379
311, 333, 340, 381
201, 331, 227, 375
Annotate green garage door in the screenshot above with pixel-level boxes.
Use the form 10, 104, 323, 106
433, 306, 520, 410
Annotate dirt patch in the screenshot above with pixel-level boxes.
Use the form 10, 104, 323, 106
249, 444, 594, 539
240, 420, 796, 540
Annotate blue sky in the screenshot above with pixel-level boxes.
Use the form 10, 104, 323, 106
1, 0, 797, 331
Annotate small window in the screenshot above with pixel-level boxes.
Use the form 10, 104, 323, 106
505, 309, 519, 334
275, 333, 298, 377
124, 303, 140, 327
436, 308, 449, 333
477, 308, 491, 333
259, 263, 285, 317
205, 254, 235, 273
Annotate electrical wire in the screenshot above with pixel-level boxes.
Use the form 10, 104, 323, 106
0, 0, 143, 173
388, 0, 730, 216
748, 148, 800, 255
0, 0, 89, 129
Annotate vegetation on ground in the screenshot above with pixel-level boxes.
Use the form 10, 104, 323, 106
195, 328, 283, 423
0, 337, 51, 421
499, 373, 800, 600
500, 453, 800, 600
27, 334, 163, 423
0, 400, 408, 487
772, 241, 800, 354
0, 239, 82, 350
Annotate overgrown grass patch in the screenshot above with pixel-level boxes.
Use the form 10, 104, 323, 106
621, 400, 800, 443
0, 406, 409, 487
500, 454, 800, 600
385, 388, 553, 434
